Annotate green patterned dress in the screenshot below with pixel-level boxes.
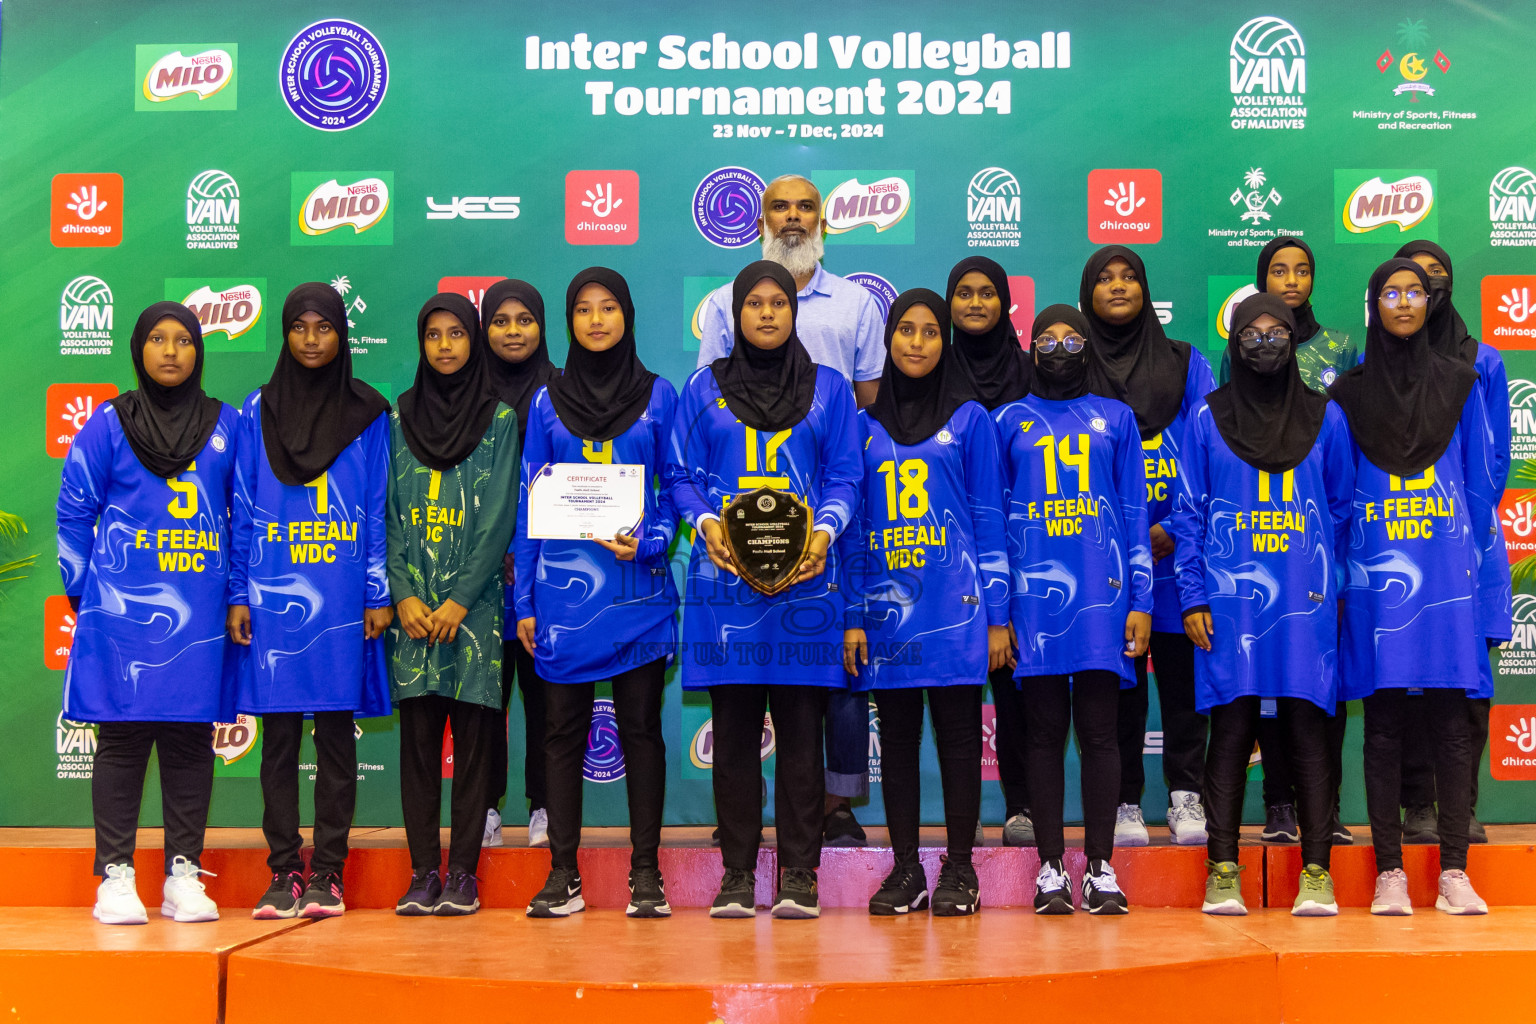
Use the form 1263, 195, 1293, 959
385, 403, 519, 709
1219, 326, 1359, 391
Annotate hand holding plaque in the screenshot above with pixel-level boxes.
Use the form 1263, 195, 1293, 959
719, 486, 814, 595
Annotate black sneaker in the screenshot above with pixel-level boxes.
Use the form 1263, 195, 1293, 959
868, 861, 929, 916
772, 867, 820, 919
252, 870, 304, 920
1082, 858, 1129, 915
435, 870, 480, 916
822, 805, 867, 847
1402, 805, 1439, 845
1468, 813, 1488, 844
1330, 812, 1355, 845
932, 859, 980, 917
298, 871, 345, 918
710, 868, 757, 918
395, 868, 442, 916
627, 867, 671, 918
1034, 858, 1073, 915
526, 866, 584, 918
1261, 803, 1300, 843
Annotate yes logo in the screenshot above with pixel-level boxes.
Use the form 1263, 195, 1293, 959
51, 173, 123, 248
43, 595, 76, 670
1481, 275, 1536, 350
565, 170, 639, 245
291, 173, 394, 245
45, 383, 119, 457
1087, 169, 1162, 243
136, 46, 237, 109
1490, 704, 1536, 780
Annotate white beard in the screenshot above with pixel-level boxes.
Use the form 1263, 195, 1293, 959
761, 225, 824, 280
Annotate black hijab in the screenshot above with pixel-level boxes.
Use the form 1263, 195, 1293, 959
1028, 304, 1093, 402
107, 302, 223, 479
1255, 236, 1321, 344
1079, 245, 1193, 440
945, 256, 1032, 410
1395, 240, 1478, 365
1328, 259, 1479, 477
261, 282, 390, 486
866, 289, 975, 446
480, 278, 560, 444
544, 268, 657, 442
1207, 294, 1329, 474
711, 260, 818, 431
397, 294, 498, 471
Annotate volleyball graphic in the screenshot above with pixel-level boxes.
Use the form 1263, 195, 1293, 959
188, 170, 238, 203
1492, 166, 1536, 199
1231, 16, 1305, 60
582, 697, 626, 782
693, 167, 765, 248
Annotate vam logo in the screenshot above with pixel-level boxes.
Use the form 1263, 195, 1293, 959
1228, 16, 1306, 130
1336, 171, 1437, 243
966, 167, 1021, 248
58, 276, 115, 356
1490, 167, 1536, 248
291, 173, 393, 245
135, 45, 237, 111
186, 170, 240, 250
56, 712, 98, 780
1510, 378, 1536, 461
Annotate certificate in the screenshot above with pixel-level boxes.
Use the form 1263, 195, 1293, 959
526, 462, 646, 541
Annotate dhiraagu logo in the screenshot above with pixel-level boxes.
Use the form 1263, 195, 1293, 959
135, 45, 237, 110
291, 172, 394, 245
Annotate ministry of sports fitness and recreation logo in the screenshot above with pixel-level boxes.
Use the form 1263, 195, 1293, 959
966, 167, 1021, 248
45, 382, 118, 457
135, 45, 237, 110
167, 279, 266, 352
846, 272, 897, 319
582, 698, 626, 782
1227, 16, 1307, 130
58, 275, 114, 356
291, 173, 394, 245
1335, 170, 1437, 243
1490, 167, 1536, 248
186, 170, 240, 250
812, 170, 916, 245
280, 20, 388, 131
1375, 19, 1450, 104
1210, 167, 1306, 248
693, 167, 765, 248
331, 275, 388, 354
1355, 19, 1475, 131
1481, 275, 1536, 351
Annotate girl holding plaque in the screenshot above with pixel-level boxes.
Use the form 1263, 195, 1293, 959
386, 294, 519, 917
842, 288, 1010, 917
517, 268, 680, 919
666, 260, 861, 920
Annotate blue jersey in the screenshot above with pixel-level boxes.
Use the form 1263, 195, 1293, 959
229, 391, 392, 716
1475, 343, 1513, 661
666, 365, 861, 689
1339, 389, 1500, 699
1171, 401, 1354, 713
995, 393, 1152, 685
514, 380, 680, 684
842, 402, 1009, 689
1144, 350, 1216, 632
56, 404, 239, 724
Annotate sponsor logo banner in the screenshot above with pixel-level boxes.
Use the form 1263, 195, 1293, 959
1510, 378, 1536, 462
1490, 703, 1536, 780
43, 595, 75, 671
814, 171, 915, 244
565, 170, 639, 245
1490, 167, 1536, 247
1355, 19, 1472, 131
58, 275, 115, 356
681, 705, 776, 778
1087, 169, 1162, 243
55, 712, 97, 780
682, 275, 731, 352
329, 275, 388, 354
1482, 276, 1536, 350
1211, 166, 1306, 247
280, 20, 388, 130
46, 382, 118, 457
1228, 16, 1307, 130
693, 167, 765, 247
1007, 275, 1036, 344
136, 45, 236, 110
426, 195, 520, 221
1335, 170, 1437, 242
966, 167, 1021, 248
167, 279, 266, 352
212, 715, 261, 777
185, 170, 240, 250
290, 173, 394, 245
439, 276, 507, 309
1207, 275, 1259, 359
583, 697, 627, 782
846, 272, 898, 320
51, 173, 122, 248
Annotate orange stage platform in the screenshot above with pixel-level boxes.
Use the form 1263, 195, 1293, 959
3, 827, 1535, 1023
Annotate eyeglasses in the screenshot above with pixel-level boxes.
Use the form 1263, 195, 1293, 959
1236, 328, 1291, 349
1033, 334, 1085, 353
1379, 287, 1429, 308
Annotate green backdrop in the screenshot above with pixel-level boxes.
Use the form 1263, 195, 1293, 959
3, 0, 1535, 829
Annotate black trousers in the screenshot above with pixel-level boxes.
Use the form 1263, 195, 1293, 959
989, 664, 1030, 816
399, 695, 500, 875
1363, 688, 1472, 872
259, 711, 356, 876
92, 721, 214, 875
1020, 672, 1120, 862
1257, 700, 1349, 810
1119, 631, 1207, 803
545, 658, 668, 871
489, 640, 547, 813
1401, 695, 1490, 811
873, 686, 982, 866
1205, 697, 1333, 868
711, 684, 827, 872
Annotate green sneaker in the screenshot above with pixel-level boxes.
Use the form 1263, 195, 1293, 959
1292, 864, 1338, 917
1201, 860, 1247, 916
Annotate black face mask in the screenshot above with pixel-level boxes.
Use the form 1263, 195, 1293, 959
1036, 345, 1086, 383
1426, 273, 1452, 308
1236, 336, 1291, 376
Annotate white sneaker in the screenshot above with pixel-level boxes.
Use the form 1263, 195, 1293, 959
1435, 869, 1489, 916
160, 856, 219, 922
1167, 791, 1209, 846
1113, 804, 1150, 847
528, 807, 550, 848
93, 863, 148, 925
483, 808, 504, 848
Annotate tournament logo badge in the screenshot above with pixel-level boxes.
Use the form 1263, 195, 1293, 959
280, 20, 388, 131
846, 272, 898, 319
1335, 170, 1437, 243
818, 173, 915, 243
1489, 167, 1536, 248
51, 173, 123, 248
58, 275, 114, 356
693, 167, 765, 248
185, 170, 240, 250
1087, 169, 1162, 243
1227, 16, 1307, 130
583, 698, 626, 782
291, 173, 394, 245
45, 382, 119, 457
43, 595, 75, 671
1481, 275, 1536, 351
135, 45, 237, 110
169, 279, 265, 351
966, 167, 1021, 248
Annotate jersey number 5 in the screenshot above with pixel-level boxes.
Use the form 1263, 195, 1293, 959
167, 461, 198, 519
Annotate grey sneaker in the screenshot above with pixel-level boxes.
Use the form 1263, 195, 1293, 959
1202, 860, 1246, 916
1002, 812, 1035, 847
1113, 804, 1150, 847
1371, 868, 1413, 916
1435, 869, 1488, 916
1167, 791, 1209, 846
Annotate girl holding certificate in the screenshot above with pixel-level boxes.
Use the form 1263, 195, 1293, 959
516, 268, 680, 919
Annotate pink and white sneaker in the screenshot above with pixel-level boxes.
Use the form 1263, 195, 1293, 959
1370, 868, 1413, 916
1435, 869, 1488, 916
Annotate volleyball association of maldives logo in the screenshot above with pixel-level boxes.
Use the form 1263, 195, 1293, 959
582, 698, 626, 782
693, 167, 766, 248
1227, 15, 1306, 130
280, 20, 388, 131
1509, 378, 1536, 462
1490, 166, 1536, 247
